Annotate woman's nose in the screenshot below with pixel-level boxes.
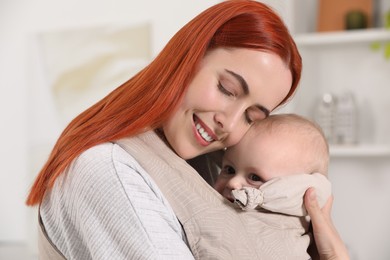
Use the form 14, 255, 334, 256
214, 106, 244, 133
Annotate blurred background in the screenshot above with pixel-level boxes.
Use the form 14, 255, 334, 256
0, 0, 389, 259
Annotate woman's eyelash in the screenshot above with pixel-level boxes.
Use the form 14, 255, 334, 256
218, 82, 234, 96
245, 112, 253, 125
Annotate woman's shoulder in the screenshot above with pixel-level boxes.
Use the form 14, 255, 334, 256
45, 140, 174, 224
75, 141, 131, 166
54, 142, 130, 200
69, 141, 162, 198
41, 142, 189, 259
71, 141, 142, 177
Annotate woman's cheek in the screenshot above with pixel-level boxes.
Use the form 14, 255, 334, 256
225, 125, 251, 148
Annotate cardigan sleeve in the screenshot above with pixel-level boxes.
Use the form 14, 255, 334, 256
40, 142, 194, 260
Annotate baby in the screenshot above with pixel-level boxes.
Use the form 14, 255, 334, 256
214, 113, 332, 257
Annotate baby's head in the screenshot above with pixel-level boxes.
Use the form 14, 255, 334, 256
214, 113, 329, 202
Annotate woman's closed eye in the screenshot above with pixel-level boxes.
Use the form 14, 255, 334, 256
244, 111, 254, 125
245, 107, 267, 125
218, 82, 265, 125
218, 82, 235, 97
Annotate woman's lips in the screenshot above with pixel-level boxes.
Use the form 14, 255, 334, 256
193, 115, 216, 146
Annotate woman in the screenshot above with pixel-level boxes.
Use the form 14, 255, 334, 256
27, 1, 349, 259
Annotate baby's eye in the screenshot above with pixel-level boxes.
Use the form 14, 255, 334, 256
248, 174, 262, 182
222, 165, 236, 175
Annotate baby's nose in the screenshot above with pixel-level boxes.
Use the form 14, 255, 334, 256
226, 177, 244, 190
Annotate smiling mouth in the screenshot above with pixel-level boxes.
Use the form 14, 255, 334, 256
196, 123, 214, 142
193, 116, 215, 143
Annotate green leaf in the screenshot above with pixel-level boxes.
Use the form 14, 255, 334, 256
370, 41, 381, 51
385, 43, 390, 60
386, 10, 390, 29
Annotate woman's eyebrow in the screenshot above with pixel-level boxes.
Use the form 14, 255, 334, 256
225, 69, 270, 117
225, 69, 249, 94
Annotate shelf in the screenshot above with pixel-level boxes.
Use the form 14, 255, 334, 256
329, 144, 390, 158
294, 28, 390, 47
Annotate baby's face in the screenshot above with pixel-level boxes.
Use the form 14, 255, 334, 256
214, 127, 313, 202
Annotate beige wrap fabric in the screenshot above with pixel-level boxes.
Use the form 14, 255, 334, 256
38, 213, 66, 260
37, 130, 330, 259
116, 131, 329, 260
232, 173, 331, 215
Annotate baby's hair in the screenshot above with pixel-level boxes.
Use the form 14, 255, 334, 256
253, 113, 329, 175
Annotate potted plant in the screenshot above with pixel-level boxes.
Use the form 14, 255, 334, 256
371, 9, 390, 59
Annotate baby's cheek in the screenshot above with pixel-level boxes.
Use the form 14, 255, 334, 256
213, 179, 225, 194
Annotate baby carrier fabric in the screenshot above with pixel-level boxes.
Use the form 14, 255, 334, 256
116, 131, 319, 260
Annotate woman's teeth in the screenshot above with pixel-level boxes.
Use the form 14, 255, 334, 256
196, 123, 214, 142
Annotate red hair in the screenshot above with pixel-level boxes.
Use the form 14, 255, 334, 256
26, 0, 301, 205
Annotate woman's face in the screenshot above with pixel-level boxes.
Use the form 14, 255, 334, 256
162, 48, 292, 159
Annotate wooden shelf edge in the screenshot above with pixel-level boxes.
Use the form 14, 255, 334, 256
294, 28, 390, 46
329, 144, 390, 157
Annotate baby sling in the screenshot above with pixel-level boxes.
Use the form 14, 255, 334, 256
116, 131, 325, 259
37, 131, 329, 259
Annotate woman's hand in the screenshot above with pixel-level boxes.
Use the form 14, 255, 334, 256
304, 187, 350, 260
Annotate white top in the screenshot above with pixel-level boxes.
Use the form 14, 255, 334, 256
40, 142, 194, 260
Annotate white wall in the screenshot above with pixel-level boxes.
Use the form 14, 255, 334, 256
0, 0, 218, 244
330, 157, 390, 259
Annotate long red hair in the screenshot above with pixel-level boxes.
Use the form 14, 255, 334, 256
26, 0, 302, 205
